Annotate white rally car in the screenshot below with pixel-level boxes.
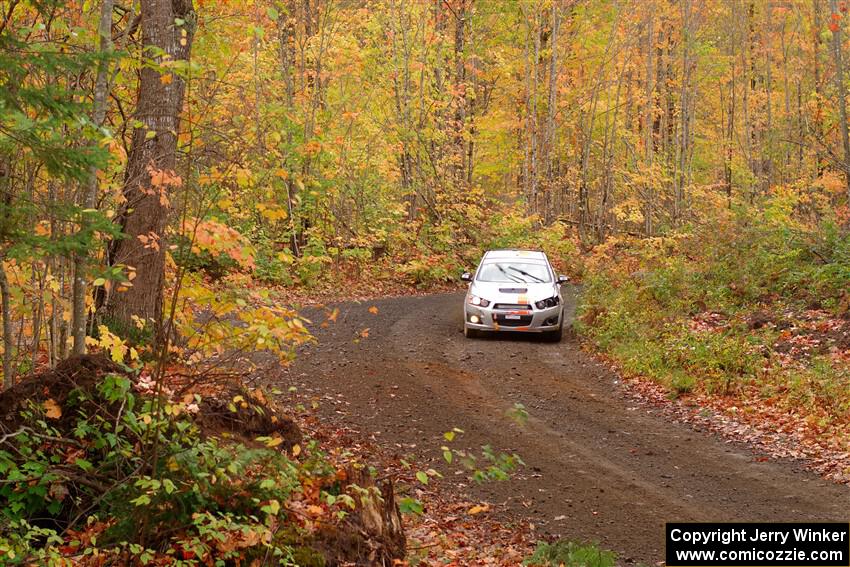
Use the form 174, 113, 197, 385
461, 250, 568, 341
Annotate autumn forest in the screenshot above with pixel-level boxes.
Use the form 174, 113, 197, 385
1, 0, 849, 564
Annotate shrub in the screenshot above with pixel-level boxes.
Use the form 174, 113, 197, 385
171, 233, 241, 280
524, 540, 617, 567
398, 252, 461, 286
255, 246, 295, 285
0, 360, 323, 564
295, 236, 333, 285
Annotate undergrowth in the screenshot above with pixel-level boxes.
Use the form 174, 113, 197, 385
577, 196, 850, 430
0, 360, 364, 565
523, 539, 617, 567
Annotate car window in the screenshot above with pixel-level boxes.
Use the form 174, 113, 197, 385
476, 262, 552, 283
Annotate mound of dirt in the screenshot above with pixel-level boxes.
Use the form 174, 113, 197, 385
195, 385, 302, 450
0, 354, 124, 432
0, 355, 302, 451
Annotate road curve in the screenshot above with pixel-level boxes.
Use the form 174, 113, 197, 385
280, 290, 849, 563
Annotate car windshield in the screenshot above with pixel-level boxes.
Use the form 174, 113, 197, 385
476, 262, 551, 284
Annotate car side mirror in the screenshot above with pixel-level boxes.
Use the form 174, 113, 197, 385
461, 272, 472, 282
557, 275, 570, 284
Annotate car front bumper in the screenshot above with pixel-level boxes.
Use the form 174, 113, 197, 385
464, 303, 562, 332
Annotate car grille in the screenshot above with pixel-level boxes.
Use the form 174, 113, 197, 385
494, 314, 533, 327
493, 303, 532, 310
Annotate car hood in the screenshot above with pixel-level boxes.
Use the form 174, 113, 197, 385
470, 281, 559, 304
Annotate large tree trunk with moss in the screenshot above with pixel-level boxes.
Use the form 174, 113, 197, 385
108, 0, 195, 331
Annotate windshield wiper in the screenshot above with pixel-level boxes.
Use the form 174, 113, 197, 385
507, 266, 546, 283
496, 264, 524, 283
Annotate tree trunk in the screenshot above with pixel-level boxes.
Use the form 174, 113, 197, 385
544, 3, 559, 222
108, 0, 195, 331
725, 74, 735, 208
652, 21, 666, 154
530, 6, 540, 215
0, 254, 12, 390
0, 155, 12, 389
72, 0, 113, 355
278, 0, 300, 255
453, 0, 469, 185
829, 0, 850, 198
813, 0, 825, 175
643, 12, 654, 236
675, 0, 693, 223
523, 9, 532, 206
781, 20, 791, 184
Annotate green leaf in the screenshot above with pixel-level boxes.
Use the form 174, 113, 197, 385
415, 471, 429, 485
398, 497, 424, 515
131, 494, 151, 506
261, 499, 281, 515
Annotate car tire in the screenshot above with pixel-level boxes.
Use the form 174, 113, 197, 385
463, 324, 480, 339
546, 325, 563, 343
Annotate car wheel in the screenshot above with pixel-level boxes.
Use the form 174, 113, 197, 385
464, 324, 479, 339
546, 325, 563, 343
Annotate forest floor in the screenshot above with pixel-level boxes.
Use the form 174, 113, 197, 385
271, 289, 850, 565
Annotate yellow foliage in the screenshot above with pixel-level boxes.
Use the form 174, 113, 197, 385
85, 325, 131, 363
257, 202, 288, 222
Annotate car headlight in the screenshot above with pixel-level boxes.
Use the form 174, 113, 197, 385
535, 296, 560, 309
468, 295, 491, 307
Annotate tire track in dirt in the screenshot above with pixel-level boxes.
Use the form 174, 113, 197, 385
282, 291, 849, 563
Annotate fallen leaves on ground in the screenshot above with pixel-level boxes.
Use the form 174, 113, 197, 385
288, 395, 539, 566
592, 347, 850, 484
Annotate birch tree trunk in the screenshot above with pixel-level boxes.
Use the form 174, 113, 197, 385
523, 10, 532, 206
544, 3, 559, 222
643, 13, 654, 236
72, 0, 113, 355
452, 0, 469, 185
675, 0, 693, 223
530, 7, 540, 215
828, 0, 850, 198
278, 0, 300, 255
812, 0, 825, 175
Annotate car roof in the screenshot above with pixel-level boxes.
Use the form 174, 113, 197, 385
482, 249, 548, 261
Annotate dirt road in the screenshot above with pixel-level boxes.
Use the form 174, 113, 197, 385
281, 291, 849, 563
